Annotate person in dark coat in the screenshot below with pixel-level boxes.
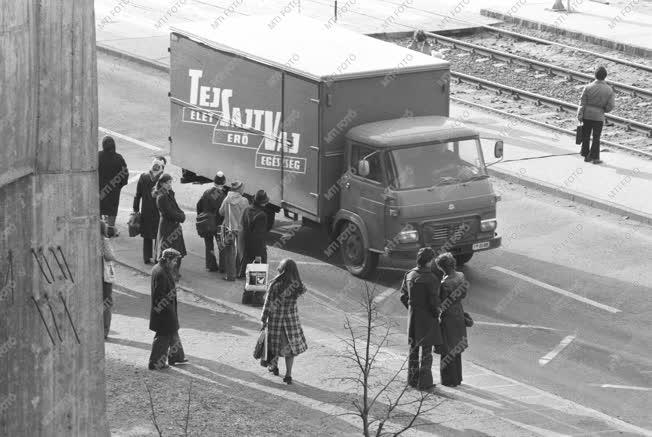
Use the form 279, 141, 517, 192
239, 190, 274, 277
98, 136, 129, 236
435, 252, 468, 387
153, 174, 187, 280
400, 247, 442, 390
577, 66, 615, 165
133, 158, 165, 264
148, 248, 188, 370
261, 259, 308, 385
196, 171, 229, 272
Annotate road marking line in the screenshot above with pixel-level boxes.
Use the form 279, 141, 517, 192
491, 266, 621, 314
373, 287, 396, 304
475, 321, 558, 331
594, 384, 652, 391
99, 127, 163, 151
539, 335, 576, 366
112, 289, 137, 298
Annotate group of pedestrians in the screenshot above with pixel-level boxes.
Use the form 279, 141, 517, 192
400, 248, 469, 391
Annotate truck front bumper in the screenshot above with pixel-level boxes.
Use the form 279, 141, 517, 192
387, 235, 502, 260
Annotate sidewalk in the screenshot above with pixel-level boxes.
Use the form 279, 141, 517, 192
105, 229, 652, 436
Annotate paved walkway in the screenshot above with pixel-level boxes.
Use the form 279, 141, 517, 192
108, 229, 652, 435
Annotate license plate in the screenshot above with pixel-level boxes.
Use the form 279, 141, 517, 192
472, 241, 490, 251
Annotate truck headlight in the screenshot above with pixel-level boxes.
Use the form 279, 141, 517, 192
397, 229, 419, 243
480, 219, 497, 232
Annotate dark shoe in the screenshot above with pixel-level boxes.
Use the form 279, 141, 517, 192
283, 376, 292, 385
268, 366, 279, 376
206, 267, 218, 272
149, 364, 170, 370
223, 276, 235, 281
169, 358, 189, 366
592, 159, 603, 164
144, 259, 153, 265
584, 157, 591, 162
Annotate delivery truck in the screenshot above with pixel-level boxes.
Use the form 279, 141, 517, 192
168, 15, 503, 277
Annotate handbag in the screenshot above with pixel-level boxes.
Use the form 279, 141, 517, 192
575, 124, 583, 145
103, 261, 116, 283
253, 327, 267, 360
463, 312, 474, 328
128, 212, 141, 237
196, 212, 217, 238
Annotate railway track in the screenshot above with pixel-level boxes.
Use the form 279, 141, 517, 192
423, 31, 652, 99
450, 71, 652, 138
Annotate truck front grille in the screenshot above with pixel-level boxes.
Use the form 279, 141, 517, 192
422, 218, 478, 247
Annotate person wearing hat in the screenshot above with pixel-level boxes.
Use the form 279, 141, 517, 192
239, 189, 274, 278
133, 157, 166, 264
218, 180, 250, 281
98, 135, 129, 237
399, 247, 442, 390
196, 171, 229, 272
153, 173, 187, 280
148, 248, 188, 370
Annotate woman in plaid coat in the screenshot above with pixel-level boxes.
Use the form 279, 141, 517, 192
261, 259, 308, 384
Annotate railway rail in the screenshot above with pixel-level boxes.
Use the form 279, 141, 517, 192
450, 71, 652, 138
424, 31, 652, 99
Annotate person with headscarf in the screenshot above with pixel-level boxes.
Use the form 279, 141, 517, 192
196, 171, 229, 272
153, 173, 186, 280
148, 248, 188, 370
218, 181, 250, 281
133, 157, 166, 264
261, 259, 308, 384
399, 247, 442, 390
435, 252, 469, 387
98, 136, 129, 237
239, 190, 274, 278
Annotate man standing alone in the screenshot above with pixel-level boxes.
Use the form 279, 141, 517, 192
98, 136, 129, 236
148, 248, 188, 370
577, 66, 615, 165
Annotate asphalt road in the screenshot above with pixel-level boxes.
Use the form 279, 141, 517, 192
98, 52, 652, 429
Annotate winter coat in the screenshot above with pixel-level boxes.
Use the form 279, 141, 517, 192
196, 185, 228, 228
218, 191, 250, 231
240, 205, 272, 266
439, 271, 468, 354
149, 263, 179, 334
133, 172, 161, 239
155, 188, 187, 258
400, 267, 443, 348
577, 80, 615, 122
98, 149, 129, 216
261, 279, 308, 357
101, 237, 116, 283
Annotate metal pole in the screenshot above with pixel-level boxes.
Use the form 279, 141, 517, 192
335, 0, 338, 22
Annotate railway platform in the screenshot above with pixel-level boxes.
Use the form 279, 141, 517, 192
95, 0, 652, 225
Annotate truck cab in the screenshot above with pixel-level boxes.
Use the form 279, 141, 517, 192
333, 116, 503, 277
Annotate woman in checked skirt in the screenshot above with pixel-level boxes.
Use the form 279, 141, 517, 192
261, 259, 308, 385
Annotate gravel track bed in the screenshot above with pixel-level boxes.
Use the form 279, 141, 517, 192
452, 28, 652, 91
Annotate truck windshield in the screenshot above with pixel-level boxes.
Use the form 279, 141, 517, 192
386, 139, 487, 189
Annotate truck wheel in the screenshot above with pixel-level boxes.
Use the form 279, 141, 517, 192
339, 222, 379, 278
454, 253, 473, 266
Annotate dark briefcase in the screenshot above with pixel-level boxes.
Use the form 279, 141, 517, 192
575, 124, 583, 145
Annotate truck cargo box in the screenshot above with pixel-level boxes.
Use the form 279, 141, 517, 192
170, 15, 450, 222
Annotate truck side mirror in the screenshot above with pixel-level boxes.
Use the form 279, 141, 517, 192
494, 140, 504, 159
358, 160, 370, 178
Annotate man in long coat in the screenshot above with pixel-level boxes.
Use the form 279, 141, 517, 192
148, 248, 188, 370
196, 171, 229, 272
400, 247, 443, 390
98, 136, 129, 236
239, 190, 274, 277
218, 181, 250, 281
133, 158, 165, 264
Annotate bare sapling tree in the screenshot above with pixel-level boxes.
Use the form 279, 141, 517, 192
338, 281, 444, 436
145, 378, 194, 437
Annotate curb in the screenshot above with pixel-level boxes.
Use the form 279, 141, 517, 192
96, 42, 652, 226
488, 167, 652, 226
480, 9, 652, 59
97, 43, 170, 73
